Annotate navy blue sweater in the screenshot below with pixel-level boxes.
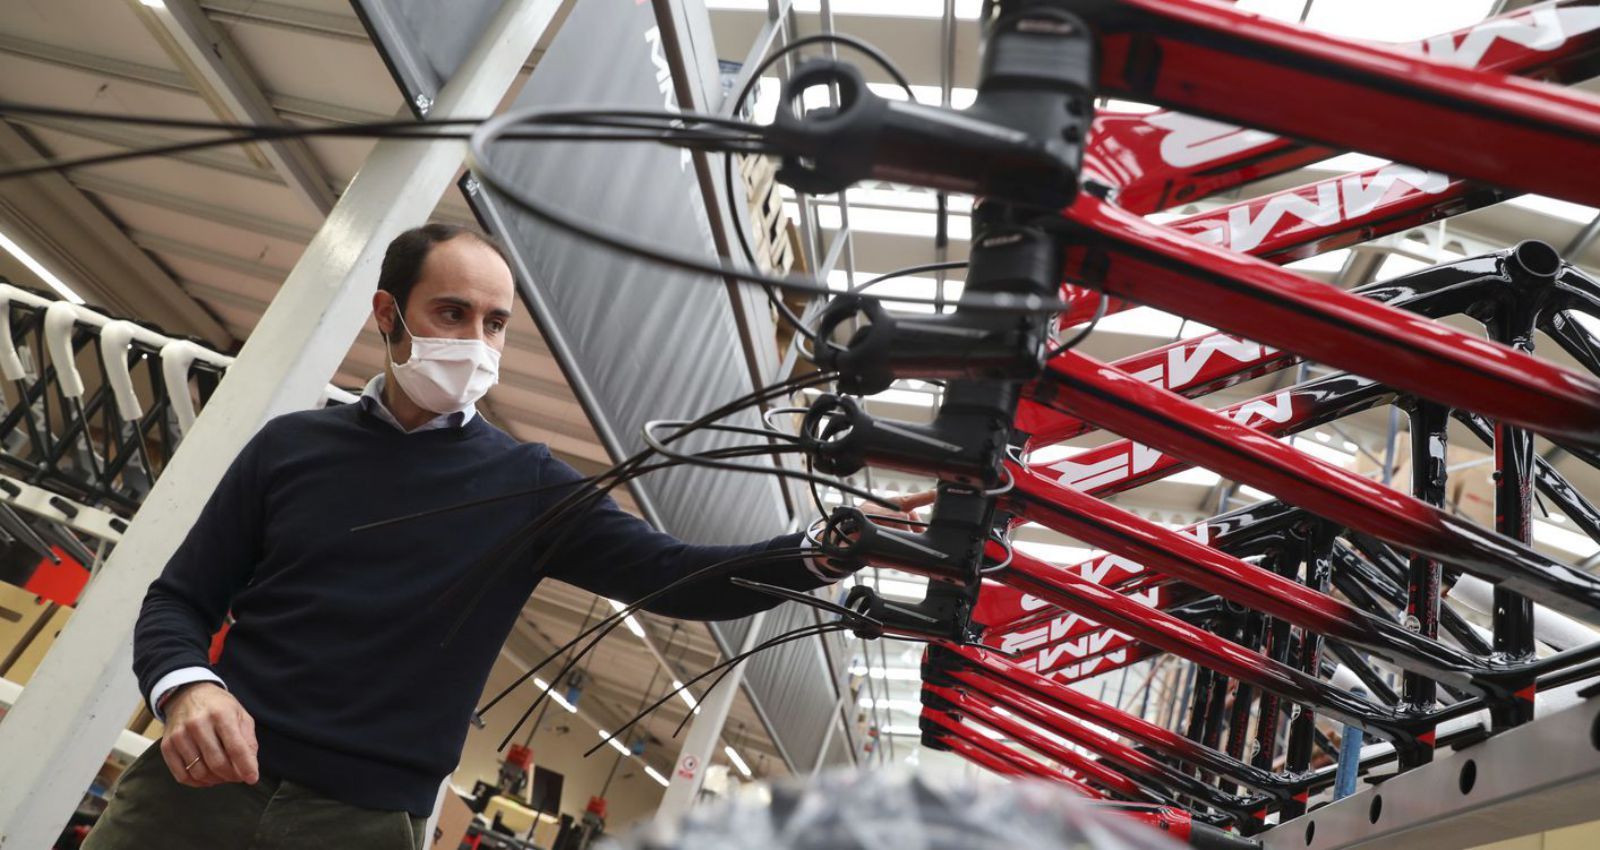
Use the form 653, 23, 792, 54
133, 403, 821, 816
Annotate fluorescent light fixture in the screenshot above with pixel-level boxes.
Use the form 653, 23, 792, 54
1303, 0, 1497, 42
1290, 436, 1355, 467
1573, 312, 1600, 340
706, 0, 982, 20
1168, 467, 1223, 487
596, 729, 631, 756
1012, 541, 1093, 564
822, 269, 964, 317
1025, 444, 1075, 465
1506, 195, 1600, 225
788, 201, 972, 240
1101, 98, 1158, 114
0, 230, 86, 304
724, 745, 753, 779
672, 680, 701, 714
857, 697, 923, 712
753, 78, 977, 125
1533, 519, 1600, 559
1237, 484, 1273, 502
1095, 306, 1215, 339
847, 666, 922, 681
1284, 249, 1351, 275
644, 765, 670, 787
607, 599, 647, 638
531, 676, 578, 713
1234, 0, 1496, 41
1305, 153, 1390, 173
865, 576, 928, 602
139, 0, 165, 7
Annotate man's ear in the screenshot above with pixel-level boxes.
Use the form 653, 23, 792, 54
372, 290, 397, 339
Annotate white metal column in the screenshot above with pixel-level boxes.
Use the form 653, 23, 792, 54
0, 2, 572, 844
657, 612, 767, 819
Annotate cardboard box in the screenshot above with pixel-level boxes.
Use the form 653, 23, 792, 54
1351, 432, 1494, 527
0, 581, 52, 679
6, 604, 72, 685
432, 791, 475, 849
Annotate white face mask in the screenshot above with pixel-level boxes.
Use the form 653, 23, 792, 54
384, 307, 501, 415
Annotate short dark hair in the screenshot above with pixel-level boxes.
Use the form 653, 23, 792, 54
377, 223, 510, 336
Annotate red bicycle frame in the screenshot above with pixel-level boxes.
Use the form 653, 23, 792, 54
801, 0, 1600, 827
1082, 1, 1600, 215
1056, 0, 1600, 324
922, 679, 1272, 821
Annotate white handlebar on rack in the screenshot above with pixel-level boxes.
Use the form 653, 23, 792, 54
99, 321, 144, 422
0, 286, 30, 382
43, 302, 84, 400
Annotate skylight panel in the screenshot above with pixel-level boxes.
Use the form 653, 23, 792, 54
706, 0, 983, 18
1303, 0, 1497, 42
1506, 195, 1600, 225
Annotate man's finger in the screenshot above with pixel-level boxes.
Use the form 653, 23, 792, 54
193, 720, 240, 783
891, 491, 935, 511
218, 711, 260, 784
159, 737, 199, 788
168, 734, 217, 787
241, 710, 259, 753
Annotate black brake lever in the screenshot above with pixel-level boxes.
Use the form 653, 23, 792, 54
728, 577, 886, 639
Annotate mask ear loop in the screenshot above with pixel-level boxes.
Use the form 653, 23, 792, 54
379, 292, 416, 368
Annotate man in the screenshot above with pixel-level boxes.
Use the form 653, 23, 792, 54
84, 223, 868, 849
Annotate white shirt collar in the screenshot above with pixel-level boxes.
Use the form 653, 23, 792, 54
358, 374, 477, 433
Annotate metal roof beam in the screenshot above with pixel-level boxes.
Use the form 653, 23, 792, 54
8, 113, 279, 183
0, 122, 234, 347
72, 172, 315, 243
0, 33, 388, 125
199, 0, 370, 42
130, 0, 337, 215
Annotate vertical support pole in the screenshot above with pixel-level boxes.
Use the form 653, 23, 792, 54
1490, 306, 1539, 729
658, 611, 766, 819
1252, 545, 1301, 772
1381, 406, 1401, 486
1185, 665, 1216, 743
1282, 522, 1336, 820
651, 0, 786, 396
809, 608, 858, 771
1200, 612, 1244, 757
1332, 688, 1366, 800
1165, 662, 1190, 732
810, 661, 854, 779
0, 3, 568, 845
1223, 606, 1267, 795
1400, 400, 1448, 765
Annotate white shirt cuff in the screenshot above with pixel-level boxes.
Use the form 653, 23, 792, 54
150, 667, 226, 722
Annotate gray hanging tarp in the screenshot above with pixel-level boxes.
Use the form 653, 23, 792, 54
350, 0, 851, 773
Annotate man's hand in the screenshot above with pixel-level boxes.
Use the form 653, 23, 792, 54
858, 492, 931, 531
159, 682, 259, 787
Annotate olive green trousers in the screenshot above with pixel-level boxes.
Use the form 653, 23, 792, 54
82, 743, 429, 850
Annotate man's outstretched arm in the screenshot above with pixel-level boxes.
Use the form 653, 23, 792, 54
534, 446, 870, 620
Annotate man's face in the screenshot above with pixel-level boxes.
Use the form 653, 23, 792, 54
376, 236, 515, 363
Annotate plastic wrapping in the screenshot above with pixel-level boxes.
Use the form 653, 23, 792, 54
604, 769, 1184, 850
